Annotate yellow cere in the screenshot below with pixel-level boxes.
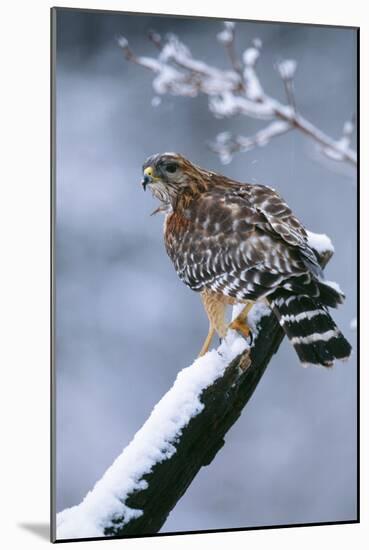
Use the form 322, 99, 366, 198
144, 166, 154, 177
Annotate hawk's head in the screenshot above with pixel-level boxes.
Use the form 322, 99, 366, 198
141, 152, 210, 207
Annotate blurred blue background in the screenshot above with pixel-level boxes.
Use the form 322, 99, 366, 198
55, 8, 357, 532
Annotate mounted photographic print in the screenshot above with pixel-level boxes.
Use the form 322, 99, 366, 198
51, 7, 359, 543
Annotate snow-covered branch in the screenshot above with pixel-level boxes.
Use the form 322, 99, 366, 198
210, 121, 292, 165
56, 235, 334, 541
118, 23, 357, 168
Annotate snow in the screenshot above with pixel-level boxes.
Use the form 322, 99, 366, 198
138, 56, 162, 73
324, 279, 344, 296
212, 121, 290, 164
241, 45, 264, 101
306, 231, 343, 296
151, 96, 162, 107
248, 302, 271, 332
240, 120, 290, 149
159, 33, 192, 64
117, 36, 128, 49
323, 118, 356, 161
57, 317, 266, 539
136, 33, 240, 98
277, 59, 297, 80
244, 68, 264, 101
306, 230, 334, 255
217, 21, 235, 45
232, 300, 271, 336
216, 131, 232, 144
159, 34, 236, 86
350, 317, 357, 330
231, 302, 245, 321
343, 120, 354, 135
209, 91, 274, 119
243, 47, 260, 67
151, 64, 197, 97
322, 147, 345, 161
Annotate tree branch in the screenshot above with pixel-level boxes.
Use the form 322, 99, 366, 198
56, 234, 334, 541
118, 23, 357, 169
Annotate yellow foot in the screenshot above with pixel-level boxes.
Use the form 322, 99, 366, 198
228, 302, 254, 341
229, 318, 251, 339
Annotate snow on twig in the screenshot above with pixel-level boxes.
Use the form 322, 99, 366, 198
276, 59, 297, 112
210, 120, 291, 164
118, 22, 357, 169
322, 116, 356, 162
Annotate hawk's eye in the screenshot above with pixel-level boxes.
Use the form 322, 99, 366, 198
165, 163, 178, 174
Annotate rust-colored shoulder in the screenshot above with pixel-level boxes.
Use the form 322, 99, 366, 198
164, 211, 191, 255
165, 211, 190, 236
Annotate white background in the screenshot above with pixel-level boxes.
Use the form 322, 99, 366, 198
0, 0, 366, 548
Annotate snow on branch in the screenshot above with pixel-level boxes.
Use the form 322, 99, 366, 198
57, 330, 250, 539
56, 235, 334, 540
118, 23, 357, 168
211, 121, 291, 165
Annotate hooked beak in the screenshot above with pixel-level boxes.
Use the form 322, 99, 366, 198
141, 166, 157, 191
141, 174, 152, 191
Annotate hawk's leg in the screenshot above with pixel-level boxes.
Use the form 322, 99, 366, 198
229, 301, 254, 340
199, 291, 228, 357
199, 325, 215, 357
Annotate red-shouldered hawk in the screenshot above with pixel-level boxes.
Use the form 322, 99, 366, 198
141, 152, 351, 367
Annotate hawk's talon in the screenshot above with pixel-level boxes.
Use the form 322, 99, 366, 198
247, 331, 254, 346
229, 318, 250, 337
228, 317, 253, 345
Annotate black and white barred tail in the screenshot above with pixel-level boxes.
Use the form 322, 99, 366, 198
270, 282, 352, 367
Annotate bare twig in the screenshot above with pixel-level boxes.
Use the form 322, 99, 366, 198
147, 30, 163, 50
118, 22, 357, 169
217, 21, 244, 88
276, 59, 297, 113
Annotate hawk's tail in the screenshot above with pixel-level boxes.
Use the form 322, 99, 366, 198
269, 287, 352, 367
